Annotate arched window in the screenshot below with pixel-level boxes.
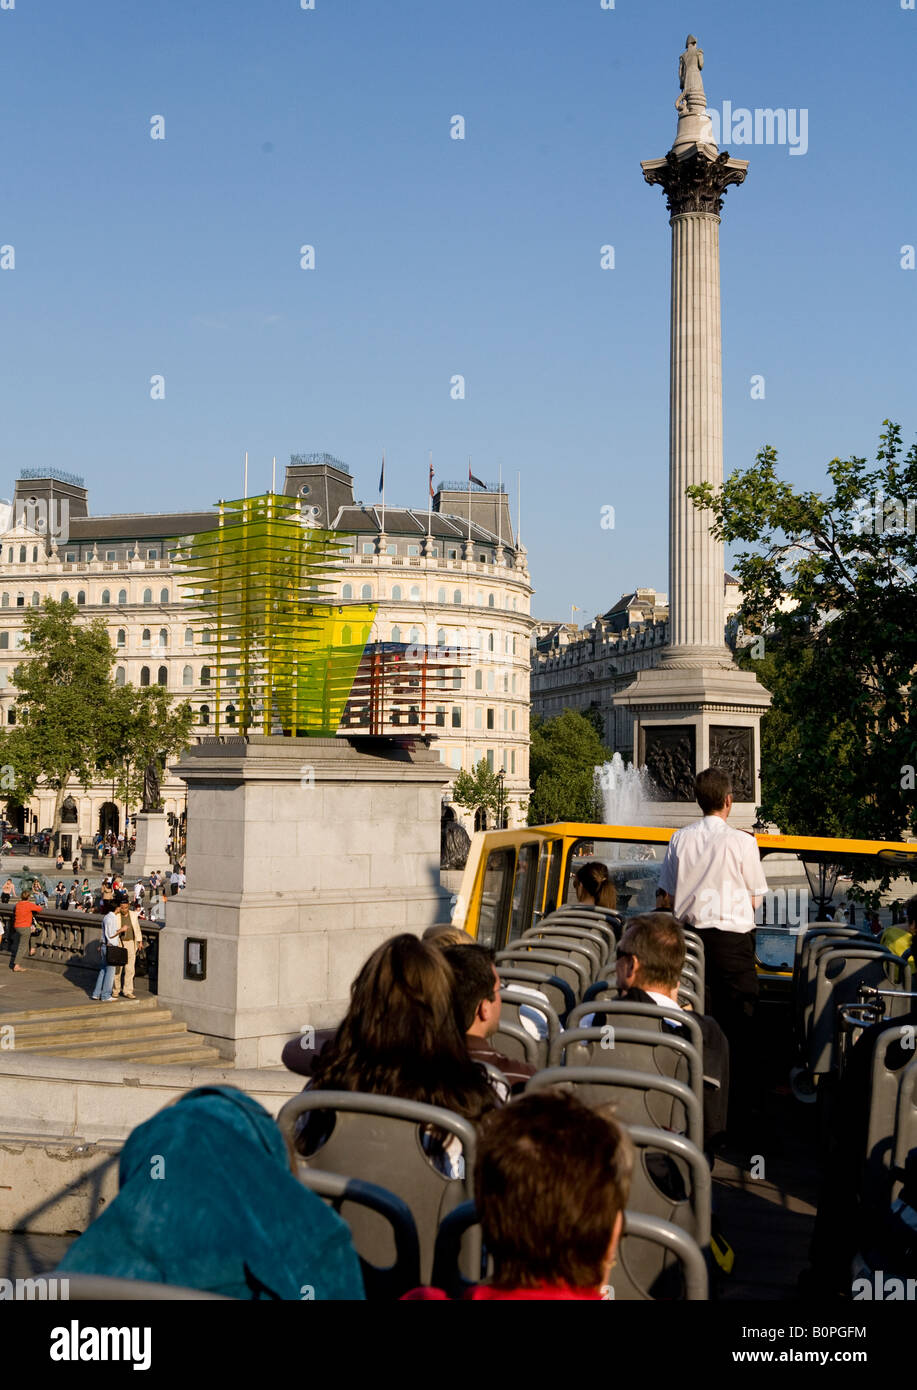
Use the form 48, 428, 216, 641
201, 629, 212, 645
15, 593, 24, 608
182, 665, 193, 687
141, 629, 151, 647
200, 704, 210, 726
60, 591, 69, 603
475, 670, 483, 690
18, 546, 25, 563
118, 589, 127, 605
409, 626, 420, 644
0, 595, 6, 608
437, 628, 446, 647
391, 626, 401, 643
32, 547, 38, 563
159, 628, 168, 647
160, 588, 169, 603
115, 666, 126, 686
114, 629, 125, 649
184, 628, 194, 646
31, 592, 39, 607
488, 633, 494, 652
391, 585, 402, 601
342, 584, 353, 600
225, 703, 236, 726
143, 588, 152, 604
488, 593, 495, 607
453, 589, 462, 604
410, 585, 421, 600
101, 589, 110, 605
361, 585, 372, 600
7, 707, 15, 725
77, 591, 86, 605
157, 666, 168, 686
140, 666, 150, 687
437, 588, 446, 603
342, 625, 352, 645
201, 666, 210, 687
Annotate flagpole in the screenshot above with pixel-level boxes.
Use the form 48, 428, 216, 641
381, 450, 386, 535
243, 451, 248, 500
271, 455, 276, 494
497, 462, 502, 549
467, 457, 472, 542
427, 451, 433, 540
516, 471, 521, 546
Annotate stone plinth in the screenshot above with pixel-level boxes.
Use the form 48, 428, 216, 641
157, 735, 453, 1068
131, 810, 169, 878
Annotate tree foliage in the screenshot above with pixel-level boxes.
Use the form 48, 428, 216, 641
451, 759, 505, 823
527, 709, 608, 826
0, 598, 194, 836
688, 421, 917, 848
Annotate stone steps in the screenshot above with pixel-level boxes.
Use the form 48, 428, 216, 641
3, 996, 224, 1067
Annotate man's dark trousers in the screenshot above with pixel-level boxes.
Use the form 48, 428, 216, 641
693, 927, 759, 1129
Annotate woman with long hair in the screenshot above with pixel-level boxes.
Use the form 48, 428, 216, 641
574, 861, 617, 911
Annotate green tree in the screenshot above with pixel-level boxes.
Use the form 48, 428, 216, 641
452, 759, 504, 826
688, 421, 917, 849
527, 709, 608, 825
0, 598, 194, 845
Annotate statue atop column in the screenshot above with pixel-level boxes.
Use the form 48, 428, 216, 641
677, 35, 706, 111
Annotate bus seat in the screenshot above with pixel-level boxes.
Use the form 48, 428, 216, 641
810, 948, 909, 1077
550, 1026, 703, 1112
525, 1065, 702, 1151
496, 965, 576, 1025
496, 946, 589, 998
295, 1168, 421, 1299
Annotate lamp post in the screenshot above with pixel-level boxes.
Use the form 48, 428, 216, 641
496, 769, 506, 830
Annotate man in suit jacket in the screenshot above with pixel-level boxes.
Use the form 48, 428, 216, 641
615, 912, 730, 1150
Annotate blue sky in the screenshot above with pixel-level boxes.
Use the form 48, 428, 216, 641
1, 0, 915, 619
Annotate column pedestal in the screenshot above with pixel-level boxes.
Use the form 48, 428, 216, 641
157, 735, 453, 1067
131, 811, 169, 878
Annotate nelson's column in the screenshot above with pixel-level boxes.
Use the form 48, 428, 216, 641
617, 36, 770, 828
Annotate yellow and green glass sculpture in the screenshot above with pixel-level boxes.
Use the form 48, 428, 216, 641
170, 494, 375, 736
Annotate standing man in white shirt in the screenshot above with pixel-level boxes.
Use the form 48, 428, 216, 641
658, 768, 768, 1136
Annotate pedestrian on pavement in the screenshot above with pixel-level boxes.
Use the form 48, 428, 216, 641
9, 889, 42, 972
112, 899, 142, 1000
55, 853, 64, 871
91, 902, 126, 1002
170, 868, 180, 896
72, 857, 80, 877
1, 877, 13, 904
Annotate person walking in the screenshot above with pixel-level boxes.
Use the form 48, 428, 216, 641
9, 889, 42, 972
657, 767, 768, 1141
1, 876, 13, 905
112, 899, 142, 1000
91, 902, 125, 1002
170, 867, 180, 896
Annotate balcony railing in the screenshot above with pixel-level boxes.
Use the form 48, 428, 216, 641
0, 905, 162, 992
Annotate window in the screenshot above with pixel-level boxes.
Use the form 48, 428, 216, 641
200, 704, 210, 726
511, 709, 517, 731
140, 666, 150, 687
341, 626, 352, 645
31, 592, 39, 607
479, 554, 487, 564
451, 706, 461, 728
0, 634, 7, 650
476, 591, 483, 606
184, 627, 193, 646
487, 749, 494, 771
386, 544, 396, 556
157, 666, 168, 686
503, 674, 509, 693
453, 589, 462, 604
141, 629, 151, 647
474, 708, 483, 729
77, 591, 85, 605
512, 637, 517, 655
116, 629, 126, 647
452, 667, 462, 690
141, 588, 151, 604
512, 674, 517, 693
513, 597, 517, 611
409, 626, 420, 644
182, 665, 193, 687
0, 595, 6, 608
488, 633, 495, 652
61, 591, 70, 603
201, 666, 211, 686
487, 671, 495, 692
118, 589, 127, 605
7, 708, 15, 726
227, 666, 237, 682
115, 666, 126, 686
435, 705, 446, 727
148, 550, 157, 560
65, 551, 76, 563
361, 585, 372, 600
391, 626, 401, 643
225, 703, 236, 726
160, 588, 169, 603
450, 749, 462, 769
106, 550, 116, 562
15, 594, 23, 608
408, 545, 420, 556
410, 585, 421, 600
342, 584, 353, 600
202, 629, 212, 644
486, 708, 495, 730
6, 549, 11, 563
475, 671, 483, 690
18, 546, 25, 563
101, 589, 110, 605
0, 670, 5, 686
32, 546, 38, 562
159, 628, 168, 647
437, 588, 446, 603
437, 628, 446, 647
362, 542, 375, 555
447, 548, 458, 560
391, 585, 402, 600
511, 750, 516, 773
504, 635, 510, 655
488, 593, 495, 607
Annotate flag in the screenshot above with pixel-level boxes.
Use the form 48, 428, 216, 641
378, 456, 385, 494
468, 464, 486, 489
429, 458, 435, 498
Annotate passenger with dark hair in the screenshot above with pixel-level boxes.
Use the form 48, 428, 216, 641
298, 934, 497, 1172
615, 912, 729, 1150
574, 861, 617, 911
403, 1091, 634, 1300
658, 767, 767, 1141
441, 944, 536, 1093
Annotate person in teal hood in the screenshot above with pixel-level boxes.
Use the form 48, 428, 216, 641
59, 1084, 364, 1300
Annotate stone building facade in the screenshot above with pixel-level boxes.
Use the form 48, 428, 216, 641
0, 458, 534, 854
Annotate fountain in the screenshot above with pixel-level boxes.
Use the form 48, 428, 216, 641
595, 752, 658, 828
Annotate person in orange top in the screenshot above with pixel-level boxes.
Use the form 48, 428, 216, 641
10, 888, 42, 972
